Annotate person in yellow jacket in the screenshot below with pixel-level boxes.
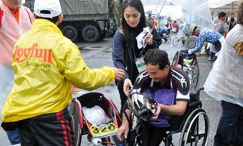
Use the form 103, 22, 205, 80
1, 0, 125, 145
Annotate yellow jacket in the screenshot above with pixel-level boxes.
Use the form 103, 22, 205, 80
2, 19, 115, 122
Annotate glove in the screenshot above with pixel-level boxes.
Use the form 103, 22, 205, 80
188, 49, 193, 55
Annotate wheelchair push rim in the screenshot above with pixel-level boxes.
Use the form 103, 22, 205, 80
190, 59, 199, 89
173, 37, 179, 47
179, 108, 210, 146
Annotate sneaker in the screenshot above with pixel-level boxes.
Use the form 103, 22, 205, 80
200, 52, 205, 55
208, 57, 212, 61
200, 48, 206, 55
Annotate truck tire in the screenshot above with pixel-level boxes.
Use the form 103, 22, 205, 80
82, 25, 100, 43
62, 25, 78, 42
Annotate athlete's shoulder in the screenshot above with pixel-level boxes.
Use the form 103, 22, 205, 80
170, 66, 189, 79
133, 71, 151, 89
170, 66, 190, 95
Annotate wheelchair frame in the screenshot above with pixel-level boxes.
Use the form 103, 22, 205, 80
172, 50, 200, 89
128, 88, 209, 146
172, 36, 187, 47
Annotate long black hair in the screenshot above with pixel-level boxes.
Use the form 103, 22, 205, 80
121, 0, 147, 44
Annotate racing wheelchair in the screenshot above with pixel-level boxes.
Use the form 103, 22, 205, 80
159, 28, 171, 43
172, 50, 200, 89
68, 92, 122, 146
126, 87, 209, 146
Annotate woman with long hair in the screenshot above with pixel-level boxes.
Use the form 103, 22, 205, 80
112, 0, 162, 111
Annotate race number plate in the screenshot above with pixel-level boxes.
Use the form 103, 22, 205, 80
91, 122, 118, 138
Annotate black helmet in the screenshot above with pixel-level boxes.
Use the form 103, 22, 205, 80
127, 89, 157, 121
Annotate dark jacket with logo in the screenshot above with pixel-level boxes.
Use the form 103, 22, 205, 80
112, 22, 162, 85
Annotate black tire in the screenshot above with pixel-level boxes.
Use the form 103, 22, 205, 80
68, 99, 82, 146
62, 25, 78, 42
172, 51, 180, 66
82, 25, 101, 43
173, 37, 179, 47
191, 59, 199, 89
112, 135, 126, 146
101, 137, 111, 146
179, 108, 209, 146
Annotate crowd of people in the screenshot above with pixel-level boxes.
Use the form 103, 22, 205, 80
0, 0, 243, 146
148, 14, 180, 39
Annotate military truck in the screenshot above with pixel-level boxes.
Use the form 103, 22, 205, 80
24, 0, 117, 42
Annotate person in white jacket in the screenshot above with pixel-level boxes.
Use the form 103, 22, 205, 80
204, 2, 243, 146
0, 0, 34, 145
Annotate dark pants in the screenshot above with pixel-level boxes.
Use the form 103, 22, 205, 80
141, 121, 167, 146
210, 40, 222, 61
116, 70, 138, 114
214, 101, 243, 146
18, 107, 74, 146
117, 80, 127, 114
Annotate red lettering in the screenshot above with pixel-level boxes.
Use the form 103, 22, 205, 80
30, 43, 38, 57
48, 50, 52, 64
24, 49, 31, 58
17, 48, 23, 57
43, 49, 47, 62
15, 43, 52, 64
35, 49, 43, 58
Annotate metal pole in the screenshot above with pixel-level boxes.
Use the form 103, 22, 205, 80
151, 0, 167, 31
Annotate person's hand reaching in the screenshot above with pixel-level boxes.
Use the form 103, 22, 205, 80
112, 67, 125, 80
116, 121, 129, 141
123, 78, 133, 96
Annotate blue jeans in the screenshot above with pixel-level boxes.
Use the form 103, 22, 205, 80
6, 128, 21, 145
214, 101, 243, 146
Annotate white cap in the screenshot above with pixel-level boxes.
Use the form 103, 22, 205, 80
34, 0, 62, 18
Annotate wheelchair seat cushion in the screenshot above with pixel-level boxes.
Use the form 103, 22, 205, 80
142, 88, 176, 127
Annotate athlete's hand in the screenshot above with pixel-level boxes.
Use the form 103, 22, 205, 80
117, 122, 129, 141
112, 67, 125, 80
123, 78, 133, 96
150, 104, 161, 120
188, 49, 193, 55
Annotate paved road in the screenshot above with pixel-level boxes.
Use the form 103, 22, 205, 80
0, 33, 221, 146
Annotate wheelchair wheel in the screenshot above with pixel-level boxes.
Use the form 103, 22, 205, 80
68, 99, 83, 146
172, 51, 180, 66
179, 108, 209, 146
167, 36, 171, 43
173, 37, 179, 47
101, 137, 111, 145
190, 59, 199, 88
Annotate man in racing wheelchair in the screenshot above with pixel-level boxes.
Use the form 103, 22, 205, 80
117, 49, 190, 146
187, 25, 224, 62
159, 28, 170, 42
